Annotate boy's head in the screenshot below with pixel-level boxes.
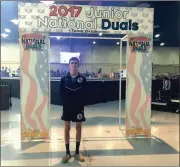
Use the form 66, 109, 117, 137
69, 57, 79, 73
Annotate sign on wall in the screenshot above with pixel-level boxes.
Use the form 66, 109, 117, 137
125, 35, 153, 137
20, 32, 50, 140
18, 2, 154, 35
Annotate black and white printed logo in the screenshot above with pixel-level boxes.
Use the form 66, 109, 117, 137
77, 77, 83, 83
77, 113, 83, 120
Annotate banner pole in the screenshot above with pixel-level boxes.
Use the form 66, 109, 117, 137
119, 39, 122, 130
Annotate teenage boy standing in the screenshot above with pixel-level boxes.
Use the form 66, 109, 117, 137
60, 57, 86, 163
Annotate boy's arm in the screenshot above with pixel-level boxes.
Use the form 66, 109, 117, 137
60, 77, 65, 101
82, 77, 87, 106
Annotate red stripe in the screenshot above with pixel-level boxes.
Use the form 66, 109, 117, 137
20, 75, 25, 140
127, 49, 141, 128
21, 49, 37, 129
35, 96, 48, 133
130, 36, 149, 42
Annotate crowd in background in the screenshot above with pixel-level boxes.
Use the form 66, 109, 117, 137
50, 68, 112, 78
153, 72, 180, 80
0, 67, 20, 77
1, 66, 180, 80
0, 67, 113, 79
1, 66, 179, 102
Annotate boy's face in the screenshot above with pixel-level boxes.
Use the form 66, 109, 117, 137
69, 60, 79, 72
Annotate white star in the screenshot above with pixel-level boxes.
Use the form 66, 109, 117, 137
148, 73, 151, 77
144, 66, 147, 69
41, 77, 44, 81
145, 77, 148, 82
45, 59, 47, 63
40, 65, 43, 68
44, 72, 47, 76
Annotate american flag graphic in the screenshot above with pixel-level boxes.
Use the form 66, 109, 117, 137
126, 36, 152, 137
20, 33, 50, 141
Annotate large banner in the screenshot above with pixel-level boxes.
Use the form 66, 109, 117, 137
126, 35, 153, 136
20, 32, 50, 140
18, 2, 154, 35
18, 2, 154, 138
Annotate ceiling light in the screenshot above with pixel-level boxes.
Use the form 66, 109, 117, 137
10, 19, 19, 25
117, 42, 120, 45
155, 34, 160, 38
99, 33, 102, 36
160, 42, 164, 46
40, 1, 54, 6
56, 36, 61, 40
5, 29, 11, 33
1, 33, 9, 38
93, 41, 96, 44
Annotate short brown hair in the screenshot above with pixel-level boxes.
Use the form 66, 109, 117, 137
69, 57, 79, 65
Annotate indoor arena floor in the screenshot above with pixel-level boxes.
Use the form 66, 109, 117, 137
1, 98, 179, 166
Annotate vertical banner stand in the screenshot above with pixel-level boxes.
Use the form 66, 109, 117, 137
125, 35, 153, 137
20, 32, 50, 141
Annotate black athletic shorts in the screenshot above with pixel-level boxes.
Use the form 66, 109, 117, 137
61, 109, 86, 122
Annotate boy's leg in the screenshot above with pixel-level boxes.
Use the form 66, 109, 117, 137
65, 121, 71, 154
75, 122, 85, 162
61, 121, 71, 163
76, 122, 82, 154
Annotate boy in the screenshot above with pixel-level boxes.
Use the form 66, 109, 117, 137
60, 57, 86, 163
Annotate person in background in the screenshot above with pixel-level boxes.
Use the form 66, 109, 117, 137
56, 69, 60, 77
162, 77, 171, 101
12, 71, 16, 77
4, 67, 8, 72
60, 57, 86, 163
